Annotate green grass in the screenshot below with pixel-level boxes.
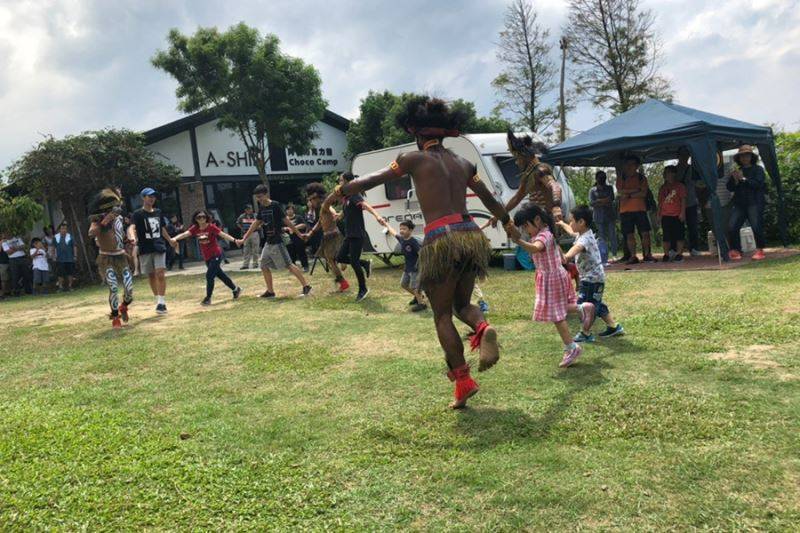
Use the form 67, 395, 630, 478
1, 257, 799, 530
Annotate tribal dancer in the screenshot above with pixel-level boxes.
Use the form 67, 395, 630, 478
336, 96, 518, 409
88, 188, 134, 329
303, 182, 350, 292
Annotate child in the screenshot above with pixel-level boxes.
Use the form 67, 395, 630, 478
557, 206, 625, 343
303, 182, 350, 292
173, 209, 242, 305
513, 204, 594, 368
30, 238, 50, 295
658, 165, 687, 262
380, 218, 427, 312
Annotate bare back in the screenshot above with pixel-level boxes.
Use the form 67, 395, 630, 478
402, 148, 475, 222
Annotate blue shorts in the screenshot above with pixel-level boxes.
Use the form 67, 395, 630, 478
577, 281, 609, 318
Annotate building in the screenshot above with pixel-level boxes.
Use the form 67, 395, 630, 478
143, 109, 350, 235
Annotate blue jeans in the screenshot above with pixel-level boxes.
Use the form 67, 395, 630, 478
728, 202, 766, 251
577, 281, 609, 318
595, 219, 618, 257
206, 254, 236, 299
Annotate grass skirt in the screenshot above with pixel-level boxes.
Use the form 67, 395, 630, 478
419, 229, 490, 288
316, 230, 343, 260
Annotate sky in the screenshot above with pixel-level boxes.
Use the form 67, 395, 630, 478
1, 0, 798, 171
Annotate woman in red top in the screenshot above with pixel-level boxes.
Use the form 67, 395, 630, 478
173, 209, 242, 305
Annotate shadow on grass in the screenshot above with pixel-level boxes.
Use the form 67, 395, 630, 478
455, 358, 612, 449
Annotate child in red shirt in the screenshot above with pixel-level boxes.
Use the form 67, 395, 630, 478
173, 209, 242, 305
658, 165, 687, 262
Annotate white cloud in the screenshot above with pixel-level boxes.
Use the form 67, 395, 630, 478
0, 0, 798, 171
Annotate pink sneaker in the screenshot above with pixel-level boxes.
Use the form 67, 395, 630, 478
559, 344, 583, 368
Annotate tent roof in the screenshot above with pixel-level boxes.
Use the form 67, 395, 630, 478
543, 99, 775, 166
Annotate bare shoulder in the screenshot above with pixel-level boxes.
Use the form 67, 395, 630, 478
397, 150, 425, 169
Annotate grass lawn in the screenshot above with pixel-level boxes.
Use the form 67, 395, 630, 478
1, 256, 799, 530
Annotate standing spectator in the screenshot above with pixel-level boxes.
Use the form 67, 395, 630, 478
676, 147, 701, 256
54, 222, 78, 291
2, 234, 31, 295
0, 233, 10, 297
132, 187, 177, 314
727, 146, 767, 261
285, 204, 309, 272
588, 170, 617, 260
30, 238, 50, 295
657, 166, 687, 262
236, 204, 259, 269
43, 225, 57, 273
616, 155, 655, 264
166, 215, 186, 270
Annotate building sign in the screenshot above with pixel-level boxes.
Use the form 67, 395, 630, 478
194, 119, 347, 177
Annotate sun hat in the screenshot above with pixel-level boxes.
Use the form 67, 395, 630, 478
733, 145, 759, 164
140, 187, 157, 197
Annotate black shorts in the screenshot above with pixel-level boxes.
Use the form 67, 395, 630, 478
57, 262, 76, 276
620, 211, 651, 236
661, 216, 685, 243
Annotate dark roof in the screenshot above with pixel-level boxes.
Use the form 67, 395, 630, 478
143, 108, 350, 145
544, 99, 774, 166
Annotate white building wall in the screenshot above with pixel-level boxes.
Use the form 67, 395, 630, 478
147, 131, 195, 177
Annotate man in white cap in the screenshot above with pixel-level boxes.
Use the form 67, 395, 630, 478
132, 187, 177, 314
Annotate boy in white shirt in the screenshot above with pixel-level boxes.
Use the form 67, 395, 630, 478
30, 237, 50, 294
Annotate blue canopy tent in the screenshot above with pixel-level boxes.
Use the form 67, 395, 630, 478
542, 99, 788, 258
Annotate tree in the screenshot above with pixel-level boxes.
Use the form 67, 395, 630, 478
152, 23, 327, 185
558, 36, 569, 142
7, 129, 181, 278
765, 131, 800, 243
0, 193, 43, 237
492, 0, 557, 133
345, 92, 512, 156
565, 0, 672, 115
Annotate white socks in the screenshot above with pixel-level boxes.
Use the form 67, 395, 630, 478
157, 295, 165, 305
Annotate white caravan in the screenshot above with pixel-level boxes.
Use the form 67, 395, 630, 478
351, 133, 575, 257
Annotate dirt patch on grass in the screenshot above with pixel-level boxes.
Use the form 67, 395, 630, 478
710, 345, 797, 381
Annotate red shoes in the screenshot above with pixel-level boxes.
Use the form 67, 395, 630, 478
112, 317, 122, 329
728, 250, 742, 261
119, 303, 129, 322
752, 249, 766, 260
338, 279, 350, 292
447, 364, 479, 409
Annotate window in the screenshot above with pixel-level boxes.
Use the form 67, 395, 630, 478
495, 156, 521, 189
385, 176, 413, 200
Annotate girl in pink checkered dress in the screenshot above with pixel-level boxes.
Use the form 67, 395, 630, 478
513, 204, 595, 367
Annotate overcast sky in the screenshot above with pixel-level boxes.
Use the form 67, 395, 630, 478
1, 0, 798, 170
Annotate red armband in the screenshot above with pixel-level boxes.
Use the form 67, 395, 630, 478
389, 161, 403, 177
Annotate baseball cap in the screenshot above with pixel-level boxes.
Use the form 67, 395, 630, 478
140, 187, 157, 197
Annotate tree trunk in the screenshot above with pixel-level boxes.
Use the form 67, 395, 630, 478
68, 200, 96, 281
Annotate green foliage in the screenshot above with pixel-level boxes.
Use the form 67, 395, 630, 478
565, 0, 672, 114
152, 23, 327, 182
345, 91, 512, 158
6, 129, 181, 203
0, 193, 43, 236
492, 0, 557, 132
765, 131, 800, 243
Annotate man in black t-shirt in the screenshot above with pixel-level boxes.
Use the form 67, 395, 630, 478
335, 172, 385, 301
284, 204, 309, 271
132, 187, 177, 314
236, 184, 311, 298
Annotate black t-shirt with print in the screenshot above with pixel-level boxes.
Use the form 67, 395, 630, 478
343, 194, 366, 239
133, 208, 169, 254
256, 201, 286, 245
